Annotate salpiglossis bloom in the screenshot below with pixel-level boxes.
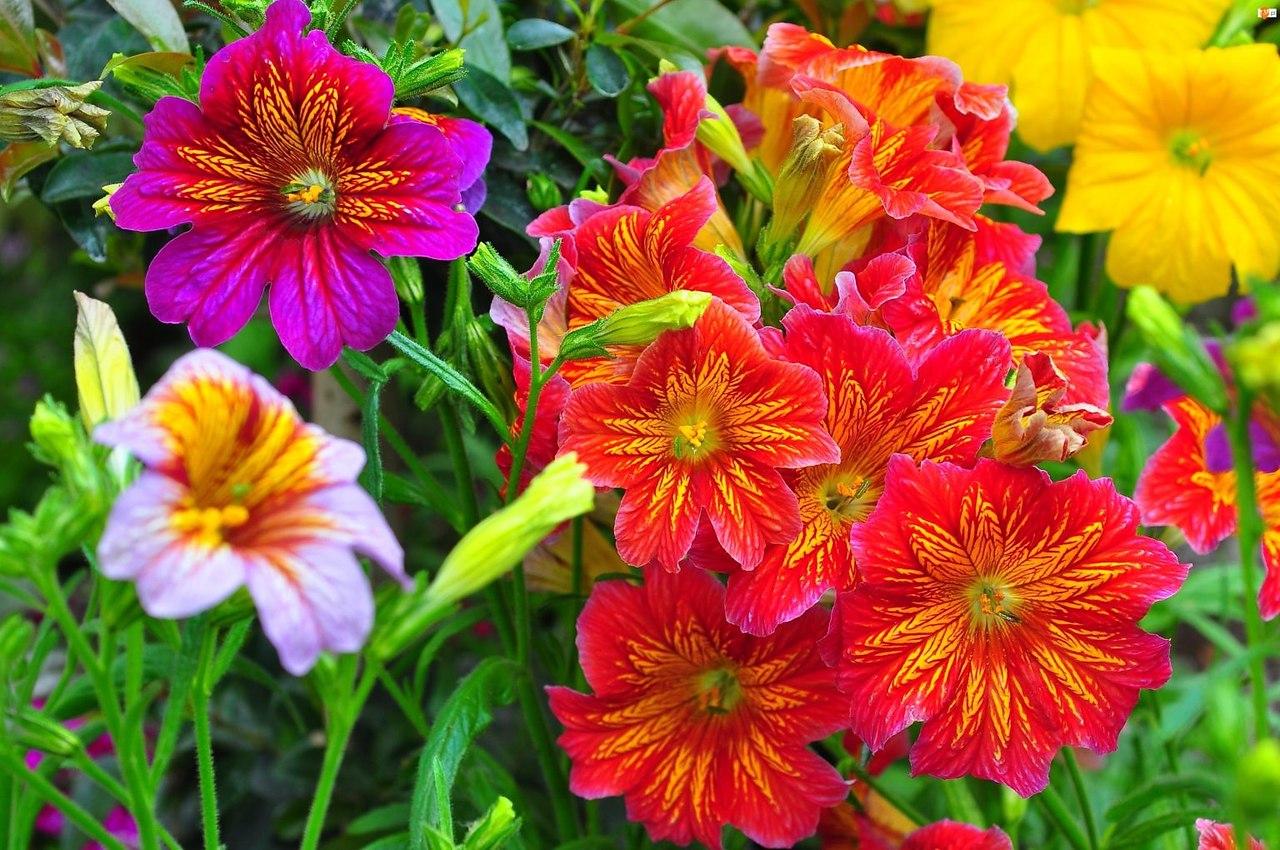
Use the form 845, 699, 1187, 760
992, 351, 1112, 466
110, 0, 480, 370
548, 569, 847, 849
901, 821, 1014, 850
560, 299, 840, 571
95, 349, 406, 675
1058, 46, 1280, 303
829, 456, 1187, 796
1197, 820, 1266, 850
723, 308, 1011, 635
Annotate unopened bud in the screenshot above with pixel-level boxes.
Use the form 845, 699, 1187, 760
426, 454, 594, 607
526, 173, 562, 212
559, 290, 712, 360
30, 399, 80, 470
14, 708, 83, 758
0, 81, 109, 149
768, 115, 844, 248
388, 256, 424, 306
1127, 287, 1228, 414
463, 319, 516, 423
0, 615, 34, 669
462, 797, 521, 850
73, 292, 140, 429
1235, 738, 1280, 821
469, 241, 561, 315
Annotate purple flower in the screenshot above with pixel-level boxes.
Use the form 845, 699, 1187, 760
95, 349, 407, 675
110, 0, 481, 370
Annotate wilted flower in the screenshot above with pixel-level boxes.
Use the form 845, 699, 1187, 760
110, 0, 480, 369
830, 456, 1187, 796
992, 352, 1112, 466
0, 81, 109, 148
95, 349, 406, 675
548, 569, 847, 849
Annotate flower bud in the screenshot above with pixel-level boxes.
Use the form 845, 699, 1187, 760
73, 292, 140, 430
767, 115, 844, 251
469, 241, 561, 315
559, 291, 712, 360
0, 81, 109, 149
426, 454, 594, 607
30, 398, 80, 471
1127, 286, 1228, 414
0, 615, 34, 670
388, 255, 424, 306
461, 797, 521, 850
14, 707, 83, 758
526, 173, 562, 212
1235, 738, 1280, 821
463, 319, 516, 424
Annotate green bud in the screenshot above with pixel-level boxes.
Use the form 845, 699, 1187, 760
559, 291, 712, 360
1126, 286, 1229, 414
526, 173, 563, 212
395, 47, 467, 100
1000, 784, 1029, 828
1235, 738, 1280, 821
389, 255, 425, 306
14, 707, 83, 758
426, 454, 595, 608
1204, 676, 1247, 763
30, 399, 80, 471
468, 241, 562, 315
0, 81, 109, 149
463, 319, 516, 423
462, 797, 521, 850
0, 615, 34, 670
579, 186, 609, 204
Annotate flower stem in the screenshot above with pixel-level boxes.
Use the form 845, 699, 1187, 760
1226, 387, 1271, 740
1062, 749, 1099, 850
845, 762, 926, 827
0, 750, 127, 850
193, 626, 221, 850
1035, 785, 1091, 850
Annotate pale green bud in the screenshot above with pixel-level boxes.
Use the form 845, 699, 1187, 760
389, 256, 424, 307
559, 291, 712, 360
1235, 738, 1280, 821
462, 797, 521, 850
30, 399, 80, 470
14, 708, 83, 758
0, 81, 109, 149
426, 454, 595, 607
1127, 286, 1228, 414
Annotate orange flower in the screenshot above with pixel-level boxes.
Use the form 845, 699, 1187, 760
992, 352, 1112, 466
830, 456, 1186, 796
548, 569, 847, 849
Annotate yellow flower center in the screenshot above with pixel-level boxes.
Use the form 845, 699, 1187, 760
281, 168, 337, 220
1055, 0, 1098, 12
172, 501, 250, 548
695, 667, 743, 715
1170, 129, 1212, 174
673, 416, 716, 461
968, 579, 1022, 629
822, 474, 877, 522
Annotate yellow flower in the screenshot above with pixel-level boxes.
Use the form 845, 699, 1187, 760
1058, 46, 1280, 303
926, 0, 1229, 151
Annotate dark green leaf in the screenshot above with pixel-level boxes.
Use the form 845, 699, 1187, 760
1107, 809, 1221, 850
585, 43, 629, 97
529, 121, 608, 181
430, 0, 509, 80
408, 657, 521, 850
454, 66, 527, 150
506, 18, 574, 50
385, 331, 509, 437
1106, 773, 1225, 825
349, 803, 412, 835
609, 0, 754, 53
39, 150, 136, 204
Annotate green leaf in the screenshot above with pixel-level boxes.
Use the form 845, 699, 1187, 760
430, 0, 509, 80
506, 18, 574, 50
609, 0, 754, 53
0, 0, 37, 75
385, 331, 510, 437
454, 66, 527, 150
103, 0, 188, 52
39, 150, 136, 203
409, 657, 521, 850
1105, 773, 1225, 825
584, 43, 629, 97
349, 803, 413, 836
528, 121, 608, 181
1106, 808, 1222, 850
0, 140, 56, 201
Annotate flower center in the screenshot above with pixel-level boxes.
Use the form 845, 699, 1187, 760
281, 168, 337, 221
1055, 0, 1098, 12
673, 416, 716, 461
695, 667, 743, 715
822, 474, 877, 522
968, 579, 1022, 628
171, 501, 249, 548
1170, 130, 1212, 174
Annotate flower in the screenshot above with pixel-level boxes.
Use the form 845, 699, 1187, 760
390, 106, 492, 213
109, 0, 480, 369
1134, 396, 1280, 619
901, 821, 1013, 850
991, 351, 1112, 466
722, 308, 1011, 635
1197, 820, 1266, 850
829, 456, 1187, 796
1057, 46, 1280, 302
559, 298, 840, 571
926, 0, 1230, 151
548, 568, 848, 849
94, 348, 406, 675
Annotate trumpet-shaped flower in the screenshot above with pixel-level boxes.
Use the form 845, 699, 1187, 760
1197, 820, 1265, 850
902, 822, 1014, 850
830, 456, 1186, 796
548, 569, 847, 849
560, 298, 840, 571
110, 0, 480, 369
926, 0, 1229, 151
1058, 46, 1280, 302
723, 309, 1011, 635
95, 349, 406, 675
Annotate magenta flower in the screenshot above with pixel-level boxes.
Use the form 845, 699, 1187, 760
109, 0, 483, 370
95, 349, 407, 674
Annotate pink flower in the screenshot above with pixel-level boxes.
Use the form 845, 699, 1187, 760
110, 0, 482, 369
95, 349, 406, 674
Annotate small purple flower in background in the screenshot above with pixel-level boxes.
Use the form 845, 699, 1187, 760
110, 0, 484, 370
84, 808, 140, 850
95, 348, 407, 675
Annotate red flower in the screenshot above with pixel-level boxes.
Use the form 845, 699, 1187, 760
1197, 820, 1266, 850
902, 821, 1014, 850
548, 569, 848, 849
992, 351, 1112, 466
723, 308, 1011, 634
830, 456, 1187, 796
560, 299, 839, 571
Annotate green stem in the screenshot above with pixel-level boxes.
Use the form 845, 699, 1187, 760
1062, 749, 1099, 850
1226, 387, 1271, 740
0, 750, 127, 850
846, 762, 925, 827
1035, 785, 1091, 850
193, 627, 221, 850
514, 673, 578, 840
298, 663, 380, 850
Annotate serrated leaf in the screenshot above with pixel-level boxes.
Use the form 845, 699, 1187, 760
506, 18, 574, 50
408, 657, 521, 850
454, 65, 527, 151
103, 0, 187, 52
584, 42, 628, 97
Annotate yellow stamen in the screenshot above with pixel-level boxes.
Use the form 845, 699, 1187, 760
286, 183, 325, 205
678, 420, 708, 449
172, 502, 251, 546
